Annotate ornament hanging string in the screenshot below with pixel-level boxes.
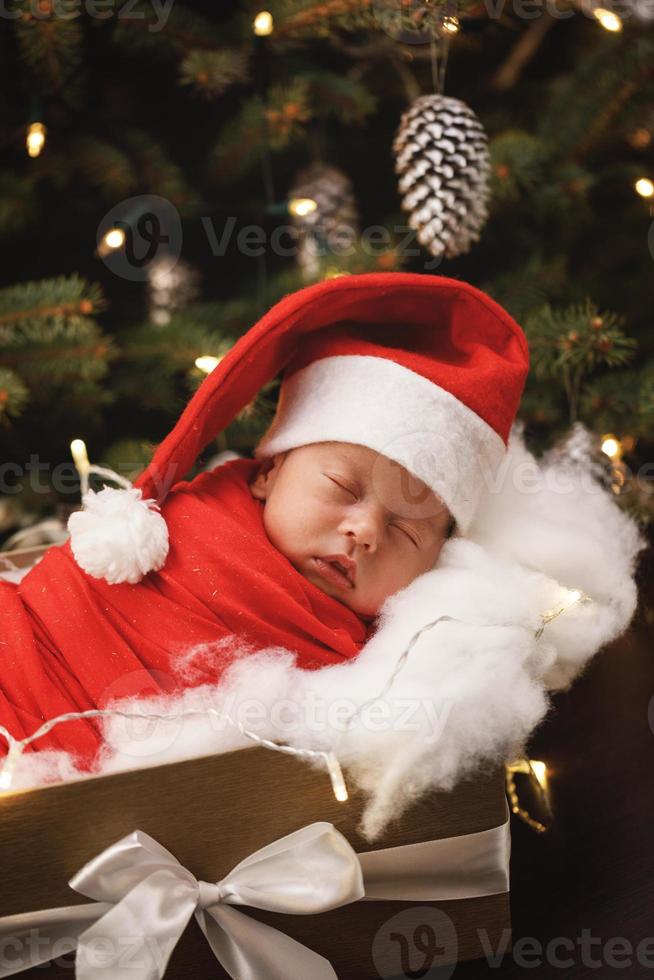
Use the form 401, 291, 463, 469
429, 0, 454, 97
430, 32, 451, 95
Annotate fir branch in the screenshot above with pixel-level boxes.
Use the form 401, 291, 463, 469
180, 50, 251, 99
490, 8, 558, 91
523, 299, 638, 423
302, 69, 377, 123
0, 367, 29, 423
0, 276, 106, 325
211, 80, 313, 180
67, 137, 138, 198
271, 0, 375, 40
264, 79, 314, 148
12, 0, 84, 103
111, 1, 221, 56
119, 129, 202, 214
489, 130, 551, 203
580, 369, 643, 435
481, 254, 569, 319
538, 32, 654, 162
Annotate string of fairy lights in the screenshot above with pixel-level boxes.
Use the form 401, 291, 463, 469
0, 575, 591, 824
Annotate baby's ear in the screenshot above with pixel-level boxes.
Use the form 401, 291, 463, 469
249, 454, 283, 500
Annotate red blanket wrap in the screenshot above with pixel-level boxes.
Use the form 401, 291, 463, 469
0, 459, 370, 768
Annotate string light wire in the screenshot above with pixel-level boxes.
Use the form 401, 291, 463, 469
0, 589, 590, 799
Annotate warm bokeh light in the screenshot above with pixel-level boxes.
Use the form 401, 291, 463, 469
530, 760, 548, 790
288, 197, 317, 218
592, 7, 622, 31
253, 10, 273, 35
195, 355, 222, 374
634, 177, 654, 198
601, 434, 622, 459
103, 227, 126, 250
70, 438, 90, 473
441, 15, 460, 33
26, 121, 46, 158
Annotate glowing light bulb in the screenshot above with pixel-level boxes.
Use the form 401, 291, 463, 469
0, 744, 21, 792
26, 121, 47, 158
529, 760, 548, 790
593, 7, 622, 30
441, 15, 460, 32
253, 10, 273, 35
325, 753, 348, 802
70, 438, 90, 475
288, 197, 317, 218
195, 355, 222, 374
601, 434, 622, 460
635, 177, 654, 198
104, 228, 126, 250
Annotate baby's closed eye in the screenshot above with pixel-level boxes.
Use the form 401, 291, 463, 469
325, 474, 358, 499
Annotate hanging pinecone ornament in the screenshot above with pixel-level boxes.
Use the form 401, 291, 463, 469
146, 254, 201, 326
288, 163, 359, 281
542, 421, 627, 496
393, 94, 491, 260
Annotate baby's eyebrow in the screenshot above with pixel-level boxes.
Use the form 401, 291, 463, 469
330, 447, 359, 465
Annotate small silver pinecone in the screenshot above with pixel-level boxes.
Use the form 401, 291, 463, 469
393, 94, 491, 260
288, 162, 359, 281
542, 421, 623, 494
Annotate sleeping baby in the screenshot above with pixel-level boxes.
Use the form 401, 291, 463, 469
249, 441, 456, 623
0, 272, 528, 769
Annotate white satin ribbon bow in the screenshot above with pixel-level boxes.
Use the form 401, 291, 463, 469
0, 822, 362, 980
0, 811, 510, 980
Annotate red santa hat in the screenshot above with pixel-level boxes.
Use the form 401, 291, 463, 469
68, 271, 529, 584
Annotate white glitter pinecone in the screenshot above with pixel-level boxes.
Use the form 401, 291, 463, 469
393, 94, 491, 260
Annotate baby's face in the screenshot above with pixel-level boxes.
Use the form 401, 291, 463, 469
250, 442, 453, 620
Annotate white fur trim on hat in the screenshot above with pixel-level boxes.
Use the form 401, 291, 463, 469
254, 355, 507, 534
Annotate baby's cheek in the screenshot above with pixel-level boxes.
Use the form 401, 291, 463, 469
376, 556, 416, 595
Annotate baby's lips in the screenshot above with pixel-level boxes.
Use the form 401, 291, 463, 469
322, 553, 357, 585
315, 556, 356, 589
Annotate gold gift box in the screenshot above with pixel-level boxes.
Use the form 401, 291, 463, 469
0, 743, 511, 978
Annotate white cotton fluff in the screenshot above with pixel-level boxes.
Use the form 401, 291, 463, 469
10, 425, 648, 840
67, 486, 169, 585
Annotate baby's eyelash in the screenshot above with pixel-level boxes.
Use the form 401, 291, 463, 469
327, 476, 358, 499
391, 523, 420, 547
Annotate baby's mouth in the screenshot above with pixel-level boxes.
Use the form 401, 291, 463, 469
312, 557, 355, 590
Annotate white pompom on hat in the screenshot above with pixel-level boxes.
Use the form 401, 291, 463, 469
67, 272, 529, 584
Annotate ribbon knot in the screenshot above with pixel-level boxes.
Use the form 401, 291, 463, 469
197, 879, 224, 909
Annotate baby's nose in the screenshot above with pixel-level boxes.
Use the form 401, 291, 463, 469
343, 507, 381, 552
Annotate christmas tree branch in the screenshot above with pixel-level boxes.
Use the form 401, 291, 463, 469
490, 9, 560, 90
